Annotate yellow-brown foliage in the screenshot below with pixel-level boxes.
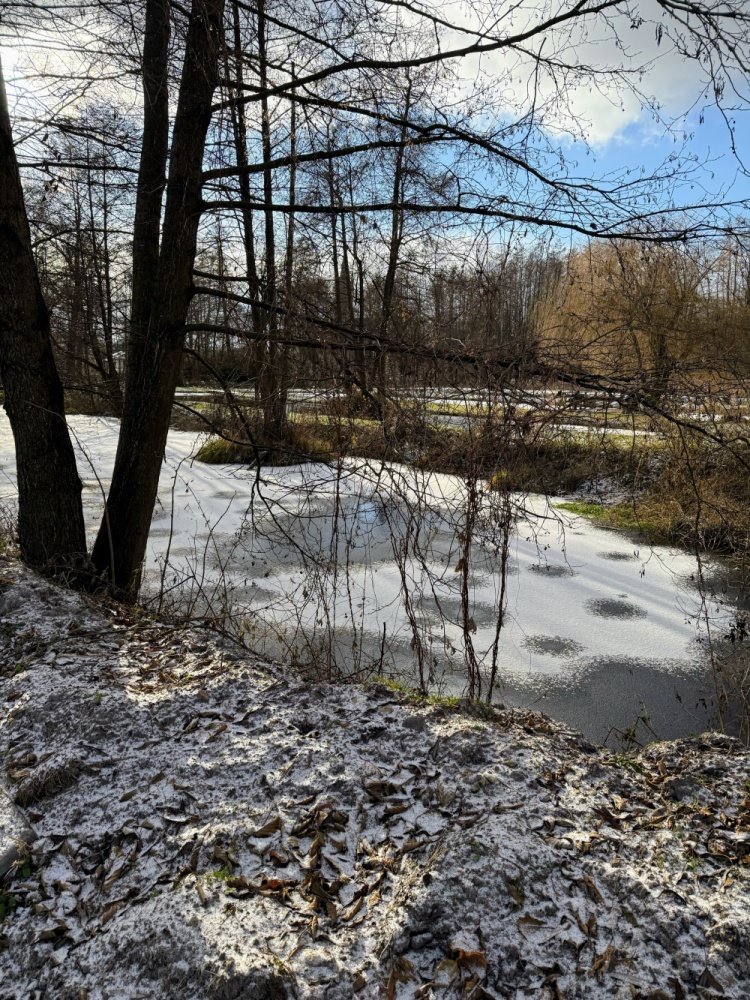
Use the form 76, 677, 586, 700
535, 240, 750, 382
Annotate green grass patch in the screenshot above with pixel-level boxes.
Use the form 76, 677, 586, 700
555, 500, 666, 538
195, 437, 253, 464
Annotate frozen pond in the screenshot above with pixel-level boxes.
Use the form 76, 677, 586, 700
0, 413, 744, 745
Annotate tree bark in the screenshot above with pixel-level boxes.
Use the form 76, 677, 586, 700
376, 79, 412, 409
126, 0, 171, 398
0, 53, 87, 573
91, 0, 226, 598
257, 0, 286, 442
228, 0, 263, 363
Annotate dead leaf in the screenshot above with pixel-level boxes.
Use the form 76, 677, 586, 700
434, 959, 459, 984
37, 923, 69, 942
363, 779, 398, 801
507, 880, 525, 905
387, 957, 415, 998
590, 944, 617, 976
455, 949, 487, 969
260, 876, 298, 893
580, 875, 603, 904
160, 811, 197, 825
697, 969, 725, 993
100, 901, 124, 925
383, 801, 409, 817
343, 896, 364, 921
301, 832, 324, 870
251, 815, 282, 838
517, 914, 546, 934
102, 862, 129, 893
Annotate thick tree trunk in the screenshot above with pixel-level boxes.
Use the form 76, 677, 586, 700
91, 0, 225, 598
126, 0, 171, 398
0, 54, 87, 573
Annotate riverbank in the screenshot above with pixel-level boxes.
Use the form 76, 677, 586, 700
186, 395, 750, 559
1, 559, 749, 998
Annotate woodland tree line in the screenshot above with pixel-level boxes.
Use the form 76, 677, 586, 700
1, 0, 750, 599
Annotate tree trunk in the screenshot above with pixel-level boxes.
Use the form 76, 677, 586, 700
0, 54, 87, 573
376, 79, 412, 410
125, 0, 171, 398
91, 0, 225, 598
228, 0, 264, 382
257, 0, 286, 442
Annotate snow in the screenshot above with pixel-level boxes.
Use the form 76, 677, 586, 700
1, 561, 750, 998
0, 411, 739, 744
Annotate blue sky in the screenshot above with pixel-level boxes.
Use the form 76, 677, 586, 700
581, 103, 750, 213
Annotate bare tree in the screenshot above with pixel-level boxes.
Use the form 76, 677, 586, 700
90, 0, 226, 596
0, 53, 87, 572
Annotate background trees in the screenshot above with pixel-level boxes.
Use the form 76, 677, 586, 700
1, 0, 750, 596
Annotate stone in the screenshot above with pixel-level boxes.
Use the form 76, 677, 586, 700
0, 784, 34, 879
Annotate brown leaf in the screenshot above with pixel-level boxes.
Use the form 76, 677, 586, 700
697, 969, 724, 993
455, 949, 487, 969
301, 832, 324, 870
590, 944, 617, 976
383, 801, 409, 817
517, 914, 546, 934
100, 901, 124, 925
434, 959, 459, 984
363, 779, 398, 801
581, 875, 604, 904
251, 815, 282, 838
260, 876, 298, 893
102, 862, 129, 893
507, 880, 525, 905
37, 923, 69, 942
343, 896, 364, 921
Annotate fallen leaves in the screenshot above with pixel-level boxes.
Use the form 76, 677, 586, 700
3, 565, 750, 1000
251, 815, 282, 839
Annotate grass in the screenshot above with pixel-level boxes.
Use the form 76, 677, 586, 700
189, 392, 750, 557
369, 675, 501, 715
555, 500, 667, 540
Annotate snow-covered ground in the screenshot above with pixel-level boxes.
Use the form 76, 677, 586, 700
0, 412, 740, 743
1, 562, 749, 998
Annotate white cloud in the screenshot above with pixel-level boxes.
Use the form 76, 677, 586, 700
430, 0, 724, 147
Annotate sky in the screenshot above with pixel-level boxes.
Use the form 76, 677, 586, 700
448, 0, 750, 224
2, 0, 749, 236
